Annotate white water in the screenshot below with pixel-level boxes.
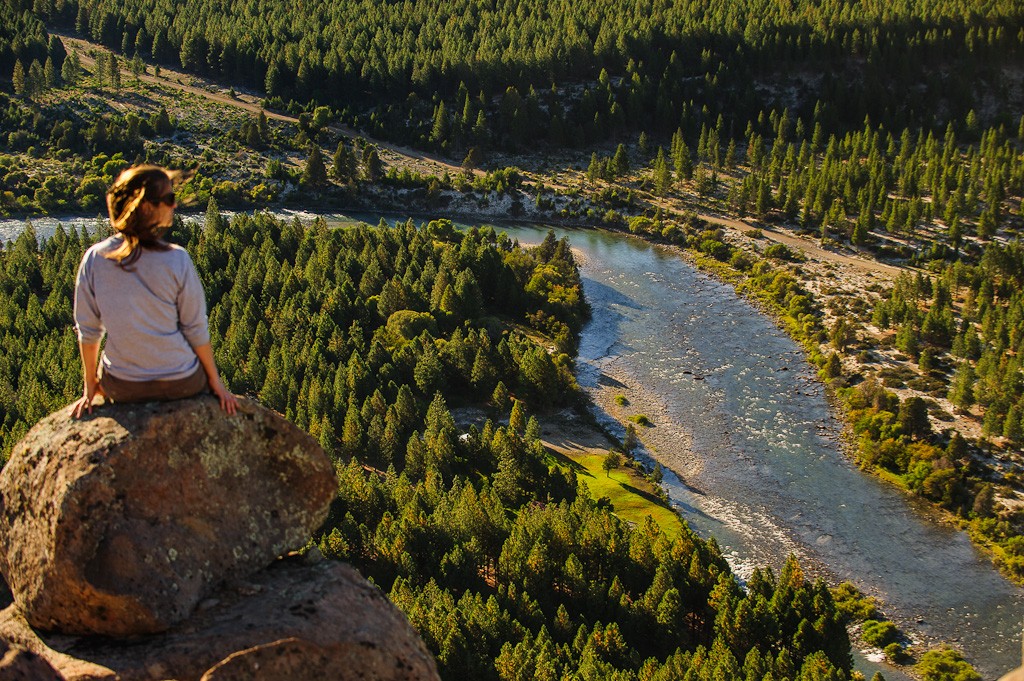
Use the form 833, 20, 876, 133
5, 212, 1021, 678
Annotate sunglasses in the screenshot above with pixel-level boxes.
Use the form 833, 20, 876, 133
147, 192, 176, 206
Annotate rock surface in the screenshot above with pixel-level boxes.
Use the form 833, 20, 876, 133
0, 396, 335, 636
0, 638, 62, 680
0, 559, 440, 681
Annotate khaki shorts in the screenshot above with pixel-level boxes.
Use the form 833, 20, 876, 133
99, 366, 208, 403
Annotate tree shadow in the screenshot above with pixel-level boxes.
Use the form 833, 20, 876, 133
619, 481, 671, 509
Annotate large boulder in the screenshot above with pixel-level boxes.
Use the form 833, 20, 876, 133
0, 559, 441, 681
0, 396, 335, 636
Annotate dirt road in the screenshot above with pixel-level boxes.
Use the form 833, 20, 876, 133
54, 32, 474, 179
57, 31, 902, 288
699, 211, 905, 281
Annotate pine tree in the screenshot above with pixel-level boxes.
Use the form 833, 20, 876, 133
462, 147, 482, 173
612, 144, 629, 176
61, 52, 81, 85
509, 399, 526, 434
205, 196, 224, 235
949, 362, 976, 412
258, 111, 270, 141
265, 62, 282, 97
472, 110, 488, 144
108, 55, 121, 91
130, 55, 144, 82
44, 57, 58, 89
653, 147, 671, 195
12, 60, 26, 97
587, 152, 601, 184
724, 139, 737, 168
333, 141, 350, 181
27, 60, 44, 98
363, 148, 382, 181
429, 100, 448, 150
638, 131, 650, 155
93, 53, 107, 87
303, 144, 328, 187
492, 381, 511, 412
672, 131, 693, 181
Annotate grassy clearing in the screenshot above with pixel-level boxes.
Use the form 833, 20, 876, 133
547, 447, 683, 539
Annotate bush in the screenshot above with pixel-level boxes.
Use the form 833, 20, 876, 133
831, 582, 878, 621
862, 619, 897, 647
729, 250, 753, 271
386, 310, 437, 341
628, 216, 656, 234
661, 224, 683, 242
764, 242, 796, 260
884, 642, 907, 664
602, 209, 623, 226
699, 238, 731, 260
915, 647, 980, 681
614, 395, 629, 406
629, 414, 652, 426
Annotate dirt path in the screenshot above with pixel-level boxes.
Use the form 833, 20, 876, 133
54, 32, 475, 178
54, 29, 909, 290
528, 160, 906, 288
699, 211, 904, 280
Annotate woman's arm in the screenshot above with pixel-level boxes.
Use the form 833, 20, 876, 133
72, 341, 104, 418
193, 343, 238, 415
176, 252, 236, 414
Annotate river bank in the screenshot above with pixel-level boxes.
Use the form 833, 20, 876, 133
508, 223, 1023, 679
4, 212, 1020, 677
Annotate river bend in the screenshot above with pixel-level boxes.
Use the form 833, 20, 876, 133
4, 214, 1022, 678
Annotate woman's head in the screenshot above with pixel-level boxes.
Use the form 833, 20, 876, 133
105, 165, 192, 265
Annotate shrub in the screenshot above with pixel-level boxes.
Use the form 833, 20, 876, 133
862, 619, 897, 647
699, 238, 731, 260
831, 581, 878, 621
884, 642, 907, 664
386, 310, 437, 341
661, 224, 683, 242
764, 242, 795, 260
729, 250, 753, 270
915, 647, 980, 681
628, 216, 656, 234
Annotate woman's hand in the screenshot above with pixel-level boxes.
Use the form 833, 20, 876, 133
72, 377, 104, 419
193, 343, 238, 415
209, 376, 238, 415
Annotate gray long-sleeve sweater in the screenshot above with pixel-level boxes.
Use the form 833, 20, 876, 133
74, 235, 210, 381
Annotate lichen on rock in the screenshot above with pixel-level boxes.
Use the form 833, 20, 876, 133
0, 395, 335, 637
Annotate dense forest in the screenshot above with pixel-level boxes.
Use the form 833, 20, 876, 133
0, 0, 1021, 668
0, 215, 862, 680
10, 0, 1023, 153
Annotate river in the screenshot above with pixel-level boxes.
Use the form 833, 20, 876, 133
4, 213, 1022, 679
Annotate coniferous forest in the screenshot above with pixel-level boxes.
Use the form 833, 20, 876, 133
0, 215, 855, 680
12, 0, 1024, 148
3, 0, 1024, 676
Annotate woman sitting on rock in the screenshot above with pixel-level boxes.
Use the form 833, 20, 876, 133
72, 164, 237, 417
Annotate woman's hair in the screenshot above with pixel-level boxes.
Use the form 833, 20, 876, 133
104, 164, 190, 267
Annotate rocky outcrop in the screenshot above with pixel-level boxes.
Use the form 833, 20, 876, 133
0, 396, 439, 681
0, 558, 439, 681
0, 396, 336, 636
